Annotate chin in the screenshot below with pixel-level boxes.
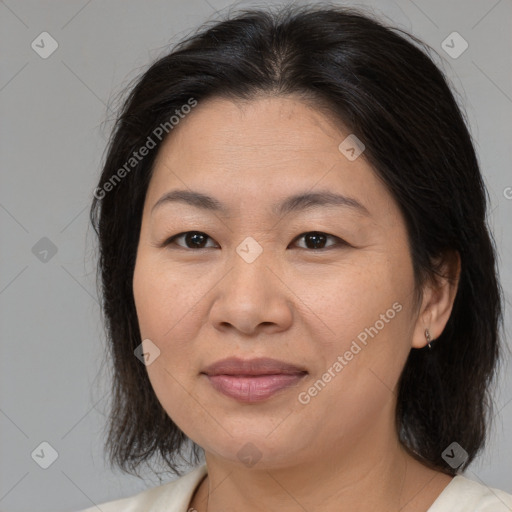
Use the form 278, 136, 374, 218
197, 431, 310, 470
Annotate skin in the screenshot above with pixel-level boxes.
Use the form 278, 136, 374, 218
132, 95, 460, 512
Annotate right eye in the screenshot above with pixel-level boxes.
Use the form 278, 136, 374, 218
162, 231, 219, 250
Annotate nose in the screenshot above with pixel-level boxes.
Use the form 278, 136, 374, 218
208, 246, 293, 336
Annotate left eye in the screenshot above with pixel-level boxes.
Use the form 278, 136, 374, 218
163, 231, 345, 250
292, 231, 344, 250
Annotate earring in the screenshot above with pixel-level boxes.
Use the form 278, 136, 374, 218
425, 328, 432, 350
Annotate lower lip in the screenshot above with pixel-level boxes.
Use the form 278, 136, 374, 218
205, 373, 306, 402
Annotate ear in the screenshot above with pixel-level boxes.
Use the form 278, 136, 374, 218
411, 250, 461, 349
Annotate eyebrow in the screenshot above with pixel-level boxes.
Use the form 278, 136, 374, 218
151, 189, 370, 217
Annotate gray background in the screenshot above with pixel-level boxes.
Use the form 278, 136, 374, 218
1, 0, 511, 510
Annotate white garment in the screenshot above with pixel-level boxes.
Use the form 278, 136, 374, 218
76, 463, 512, 512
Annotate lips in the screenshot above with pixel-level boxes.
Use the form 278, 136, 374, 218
201, 357, 308, 402
202, 357, 307, 376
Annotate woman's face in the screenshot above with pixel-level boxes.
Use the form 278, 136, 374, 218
133, 95, 426, 469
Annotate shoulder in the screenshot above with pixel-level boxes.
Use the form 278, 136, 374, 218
74, 464, 207, 512
429, 474, 512, 512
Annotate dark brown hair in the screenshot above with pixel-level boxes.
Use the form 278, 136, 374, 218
90, 3, 504, 477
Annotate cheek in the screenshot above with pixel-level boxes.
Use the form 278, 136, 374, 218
133, 252, 199, 342
133, 270, 200, 435
133, 254, 161, 337
145, 362, 211, 448
295, 259, 399, 339
300, 257, 413, 397
132, 253, 207, 415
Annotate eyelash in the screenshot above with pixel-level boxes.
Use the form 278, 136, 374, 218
161, 231, 349, 251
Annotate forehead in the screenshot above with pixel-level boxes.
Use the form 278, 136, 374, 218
154, 95, 347, 168
145, 95, 393, 220
162, 96, 341, 154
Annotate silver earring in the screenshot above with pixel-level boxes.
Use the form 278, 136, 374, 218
425, 328, 432, 349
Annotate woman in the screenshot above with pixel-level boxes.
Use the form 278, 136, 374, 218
80, 3, 512, 511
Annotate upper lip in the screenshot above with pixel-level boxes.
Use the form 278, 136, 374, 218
201, 357, 307, 376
